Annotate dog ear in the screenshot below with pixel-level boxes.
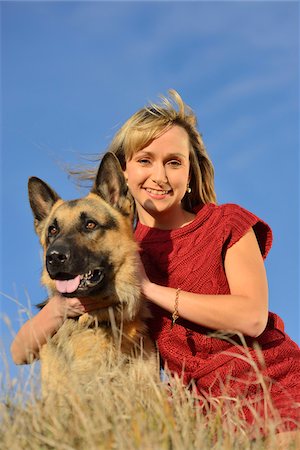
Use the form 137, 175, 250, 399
28, 177, 61, 232
91, 152, 128, 208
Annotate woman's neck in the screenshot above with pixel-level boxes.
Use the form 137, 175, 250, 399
136, 206, 196, 230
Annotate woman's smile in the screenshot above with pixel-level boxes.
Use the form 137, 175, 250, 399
143, 187, 172, 198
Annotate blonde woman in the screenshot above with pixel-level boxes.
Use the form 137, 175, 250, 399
108, 90, 300, 438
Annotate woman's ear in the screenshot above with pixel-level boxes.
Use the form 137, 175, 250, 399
123, 168, 128, 185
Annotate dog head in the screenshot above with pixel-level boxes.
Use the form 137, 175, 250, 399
28, 153, 140, 320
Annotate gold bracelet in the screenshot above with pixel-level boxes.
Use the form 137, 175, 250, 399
171, 288, 181, 329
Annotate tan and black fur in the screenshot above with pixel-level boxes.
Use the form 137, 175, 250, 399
28, 153, 155, 397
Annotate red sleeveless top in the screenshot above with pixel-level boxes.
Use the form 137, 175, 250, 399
135, 203, 300, 431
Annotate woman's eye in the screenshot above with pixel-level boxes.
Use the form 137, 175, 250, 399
85, 220, 97, 230
168, 160, 181, 167
138, 158, 151, 165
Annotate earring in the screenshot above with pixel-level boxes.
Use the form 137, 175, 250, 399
186, 184, 191, 194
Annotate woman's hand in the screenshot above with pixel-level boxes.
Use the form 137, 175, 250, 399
10, 294, 86, 365
137, 253, 155, 299
46, 294, 86, 319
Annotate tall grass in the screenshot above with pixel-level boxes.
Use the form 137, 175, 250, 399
1, 306, 299, 449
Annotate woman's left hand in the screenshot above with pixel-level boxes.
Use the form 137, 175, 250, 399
137, 253, 153, 298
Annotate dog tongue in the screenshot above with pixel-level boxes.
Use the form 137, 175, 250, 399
55, 275, 81, 294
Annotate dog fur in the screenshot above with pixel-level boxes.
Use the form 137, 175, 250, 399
28, 153, 155, 397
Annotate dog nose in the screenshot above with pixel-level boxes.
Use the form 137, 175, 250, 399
46, 249, 70, 267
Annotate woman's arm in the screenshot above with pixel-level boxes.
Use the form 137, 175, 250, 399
10, 295, 87, 365
141, 228, 269, 338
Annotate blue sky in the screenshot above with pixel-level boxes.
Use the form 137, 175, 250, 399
1, 1, 299, 381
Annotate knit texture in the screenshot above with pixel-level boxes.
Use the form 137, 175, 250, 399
135, 203, 300, 431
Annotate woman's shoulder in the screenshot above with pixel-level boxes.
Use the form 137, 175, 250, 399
194, 202, 261, 228
207, 202, 256, 216
205, 202, 270, 226
213, 203, 273, 259
195, 202, 256, 217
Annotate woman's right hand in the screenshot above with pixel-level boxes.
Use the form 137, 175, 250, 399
10, 294, 85, 365
46, 294, 86, 320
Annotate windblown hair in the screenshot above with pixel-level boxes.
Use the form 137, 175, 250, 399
108, 90, 216, 210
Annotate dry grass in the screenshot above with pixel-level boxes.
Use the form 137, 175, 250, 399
1, 306, 299, 450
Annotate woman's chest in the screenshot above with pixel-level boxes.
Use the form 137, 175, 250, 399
140, 233, 230, 295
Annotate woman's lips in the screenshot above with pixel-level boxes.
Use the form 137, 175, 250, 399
144, 187, 171, 196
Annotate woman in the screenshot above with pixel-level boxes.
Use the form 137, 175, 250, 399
11, 90, 300, 439
107, 90, 300, 436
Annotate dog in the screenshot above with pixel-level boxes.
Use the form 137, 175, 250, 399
28, 152, 155, 397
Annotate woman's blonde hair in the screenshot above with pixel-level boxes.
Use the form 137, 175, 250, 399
108, 90, 216, 210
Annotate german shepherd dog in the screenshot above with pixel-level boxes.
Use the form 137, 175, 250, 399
28, 153, 155, 397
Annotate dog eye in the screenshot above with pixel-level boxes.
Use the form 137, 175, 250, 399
85, 220, 97, 230
48, 225, 58, 236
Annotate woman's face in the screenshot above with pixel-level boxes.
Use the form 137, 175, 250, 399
124, 125, 191, 227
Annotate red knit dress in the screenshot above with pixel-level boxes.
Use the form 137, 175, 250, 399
135, 203, 300, 432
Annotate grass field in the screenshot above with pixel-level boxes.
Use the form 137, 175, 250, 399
1, 308, 299, 449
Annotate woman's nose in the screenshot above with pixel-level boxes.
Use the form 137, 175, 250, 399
151, 163, 168, 185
